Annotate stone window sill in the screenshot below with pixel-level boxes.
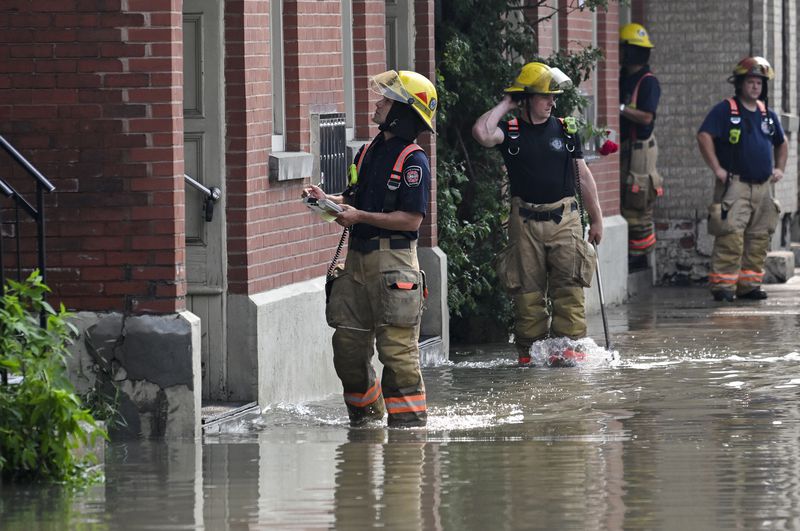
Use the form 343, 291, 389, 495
269, 151, 314, 182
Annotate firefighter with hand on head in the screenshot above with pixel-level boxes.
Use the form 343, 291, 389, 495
619, 22, 663, 271
302, 70, 436, 427
471, 61, 603, 365
697, 56, 787, 302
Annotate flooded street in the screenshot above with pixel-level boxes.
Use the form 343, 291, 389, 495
2, 284, 800, 530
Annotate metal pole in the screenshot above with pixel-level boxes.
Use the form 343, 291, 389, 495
593, 242, 611, 350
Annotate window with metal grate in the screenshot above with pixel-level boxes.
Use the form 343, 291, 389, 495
318, 112, 347, 194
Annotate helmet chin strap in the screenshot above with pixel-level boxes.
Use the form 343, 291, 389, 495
378, 118, 398, 132
379, 103, 420, 141
527, 98, 533, 124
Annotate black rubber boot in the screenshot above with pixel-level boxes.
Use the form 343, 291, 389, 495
737, 288, 768, 300
712, 290, 735, 302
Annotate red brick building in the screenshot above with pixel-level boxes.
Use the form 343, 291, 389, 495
0, 1, 627, 436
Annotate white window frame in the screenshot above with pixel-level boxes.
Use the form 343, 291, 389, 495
271, 0, 286, 152
341, 0, 355, 140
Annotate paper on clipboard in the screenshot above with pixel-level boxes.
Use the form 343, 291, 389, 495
303, 196, 343, 222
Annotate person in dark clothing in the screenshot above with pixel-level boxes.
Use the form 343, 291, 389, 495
619, 23, 663, 270
472, 61, 603, 365
697, 56, 786, 302
302, 70, 437, 427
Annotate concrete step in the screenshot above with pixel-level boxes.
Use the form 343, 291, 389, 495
419, 335, 446, 366
201, 401, 259, 434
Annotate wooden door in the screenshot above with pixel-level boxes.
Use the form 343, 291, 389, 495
183, 0, 227, 400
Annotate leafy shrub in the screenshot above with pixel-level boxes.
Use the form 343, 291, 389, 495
0, 271, 107, 484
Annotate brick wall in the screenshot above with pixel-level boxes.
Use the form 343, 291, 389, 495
0, 0, 442, 307
352, 0, 386, 140
0, 0, 185, 314
232, 0, 426, 294
552, 2, 620, 218
593, 1, 621, 218
415, 0, 437, 247
224, 1, 272, 295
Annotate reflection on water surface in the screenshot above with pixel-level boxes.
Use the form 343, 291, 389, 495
2, 286, 800, 530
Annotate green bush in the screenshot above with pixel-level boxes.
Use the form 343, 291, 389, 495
436, 0, 608, 343
0, 271, 107, 484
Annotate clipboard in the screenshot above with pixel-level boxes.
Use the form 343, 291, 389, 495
303, 196, 342, 222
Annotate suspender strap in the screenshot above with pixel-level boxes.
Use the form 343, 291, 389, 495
727, 97, 768, 121
727, 97, 740, 116
384, 143, 423, 213
355, 137, 381, 176
506, 117, 521, 155
726, 97, 743, 171
630, 72, 654, 143
631, 72, 654, 107
391, 143, 423, 180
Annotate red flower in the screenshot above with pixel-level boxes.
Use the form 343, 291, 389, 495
599, 139, 619, 156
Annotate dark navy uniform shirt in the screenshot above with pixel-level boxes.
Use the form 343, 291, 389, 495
698, 98, 785, 183
620, 66, 660, 141
497, 116, 583, 204
349, 134, 430, 240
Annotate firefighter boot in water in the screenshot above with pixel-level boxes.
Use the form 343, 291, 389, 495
547, 345, 587, 367
516, 343, 533, 366
346, 400, 386, 427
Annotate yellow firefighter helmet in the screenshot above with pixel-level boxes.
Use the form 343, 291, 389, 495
370, 70, 438, 132
504, 62, 572, 95
620, 23, 654, 48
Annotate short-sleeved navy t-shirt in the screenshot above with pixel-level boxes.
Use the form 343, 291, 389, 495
620, 66, 660, 141
349, 135, 430, 240
698, 98, 785, 183
497, 116, 582, 204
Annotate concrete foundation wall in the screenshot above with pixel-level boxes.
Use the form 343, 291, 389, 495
227, 251, 450, 409
418, 246, 450, 356
67, 311, 201, 439
586, 215, 629, 312
228, 278, 341, 408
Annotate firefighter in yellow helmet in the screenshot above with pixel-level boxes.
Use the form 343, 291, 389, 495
697, 56, 786, 302
472, 62, 604, 364
619, 23, 663, 271
302, 70, 436, 427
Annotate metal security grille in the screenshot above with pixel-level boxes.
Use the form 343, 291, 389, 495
318, 112, 347, 193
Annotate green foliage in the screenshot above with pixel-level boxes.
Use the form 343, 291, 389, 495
0, 271, 107, 484
436, 0, 608, 342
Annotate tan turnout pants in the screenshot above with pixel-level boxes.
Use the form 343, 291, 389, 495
325, 238, 426, 427
621, 134, 663, 256
707, 175, 780, 296
502, 196, 596, 356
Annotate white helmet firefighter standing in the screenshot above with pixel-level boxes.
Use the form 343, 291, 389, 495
472, 62, 604, 365
697, 56, 787, 302
302, 70, 437, 427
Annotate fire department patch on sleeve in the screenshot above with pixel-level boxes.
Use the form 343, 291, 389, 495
403, 165, 422, 187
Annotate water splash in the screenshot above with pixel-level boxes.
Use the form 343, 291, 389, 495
527, 336, 617, 368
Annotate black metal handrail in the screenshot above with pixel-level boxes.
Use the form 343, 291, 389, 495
0, 134, 55, 287
0, 134, 55, 386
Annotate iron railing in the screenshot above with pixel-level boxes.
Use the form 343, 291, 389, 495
0, 134, 56, 386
